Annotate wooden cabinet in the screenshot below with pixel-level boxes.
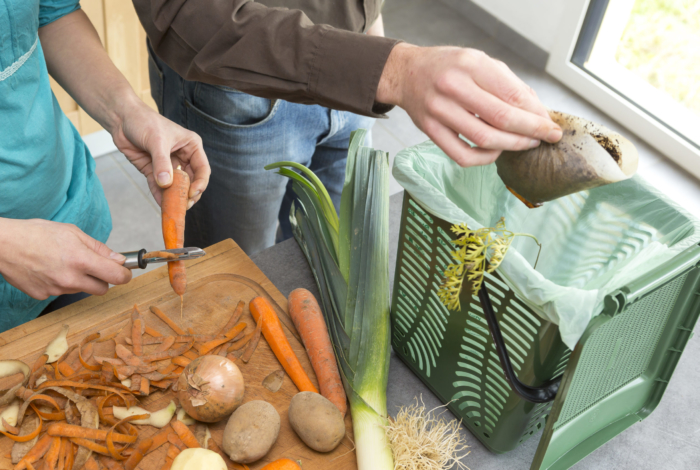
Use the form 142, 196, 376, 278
51, 0, 157, 135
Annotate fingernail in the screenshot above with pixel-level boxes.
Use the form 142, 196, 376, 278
157, 172, 171, 186
187, 199, 195, 210
110, 252, 126, 263
529, 139, 540, 148
547, 128, 563, 142
191, 190, 201, 198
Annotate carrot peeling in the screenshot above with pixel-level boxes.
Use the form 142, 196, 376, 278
170, 420, 200, 448
241, 316, 263, 364
124, 437, 153, 470
149, 306, 186, 336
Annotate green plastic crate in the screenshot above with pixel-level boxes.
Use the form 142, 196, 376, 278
390, 191, 700, 466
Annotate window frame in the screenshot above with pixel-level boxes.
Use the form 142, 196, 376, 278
546, 0, 700, 178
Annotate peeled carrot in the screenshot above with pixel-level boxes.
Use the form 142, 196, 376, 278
249, 297, 318, 393
161, 167, 189, 297
170, 420, 200, 449
260, 458, 302, 470
288, 289, 347, 415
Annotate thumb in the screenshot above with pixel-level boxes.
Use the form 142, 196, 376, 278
150, 139, 174, 188
74, 229, 126, 264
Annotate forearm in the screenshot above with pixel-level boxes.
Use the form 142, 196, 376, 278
134, 0, 398, 117
39, 9, 141, 134
367, 14, 384, 37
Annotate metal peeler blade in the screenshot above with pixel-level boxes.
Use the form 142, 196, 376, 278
121, 247, 206, 269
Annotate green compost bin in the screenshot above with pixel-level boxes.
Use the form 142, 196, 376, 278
390, 179, 700, 466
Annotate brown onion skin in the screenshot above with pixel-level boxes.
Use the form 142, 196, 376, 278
177, 355, 245, 423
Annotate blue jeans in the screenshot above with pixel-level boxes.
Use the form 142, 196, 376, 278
147, 43, 375, 255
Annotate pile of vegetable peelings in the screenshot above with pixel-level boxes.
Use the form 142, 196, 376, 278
0, 289, 352, 470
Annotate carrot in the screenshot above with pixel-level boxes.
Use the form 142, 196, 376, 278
241, 316, 263, 363
288, 288, 347, 415
170, 420, 200, 448
14, 434, 53, 470
139, 377, 150, 396
154, 336, 176, 353
47, 423, 137, 444
227, 332, 254, 352
160, 444, 181, 470
99, 454, 126, 470
260, 459, 302, 470
250, 297, 318, 393
219, 301, 246, 335
78, 334, 101, 372
150, 306, 186, 336
124, 437, 153, 470
84, 456, 101, 470
64, 441, 75, 470
197, 323, 247, 355
182, 349, 198, 360
145, 326, 163, 337
144, 251, 179, 260
146, 425, 173, 454
56, 438, 66, 470
167, 433, 186, 451
132, 306, 144, 357
161, 166, 190, 297
31, 354, 48, 373
172, 356, 191, 368
44, 436, 62, 470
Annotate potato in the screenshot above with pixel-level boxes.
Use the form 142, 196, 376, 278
222, 400, 280, 463
172, 448, 226, 470
288, 392, 345, 452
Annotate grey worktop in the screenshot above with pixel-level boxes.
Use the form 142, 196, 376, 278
251, 192, 700, 470
250, 193, 540, 469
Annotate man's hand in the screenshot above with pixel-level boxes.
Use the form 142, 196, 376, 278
110, 97, 211, 208
376, 44, 563, 167
0, 219, 132, 300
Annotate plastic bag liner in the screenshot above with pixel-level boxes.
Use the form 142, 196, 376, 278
393, 141, 700, 349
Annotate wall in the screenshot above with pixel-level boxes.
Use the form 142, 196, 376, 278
470, 0, 567, 52
51, 0, 156, 136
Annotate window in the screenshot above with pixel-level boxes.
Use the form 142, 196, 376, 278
547, 0, 700, 177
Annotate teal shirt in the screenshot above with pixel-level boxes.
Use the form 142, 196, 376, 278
0, 0, 112, 330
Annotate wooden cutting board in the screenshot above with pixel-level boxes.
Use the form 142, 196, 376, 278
0, 239, 356, 470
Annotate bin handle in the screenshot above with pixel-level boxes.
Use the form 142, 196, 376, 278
478, 284, 562, 403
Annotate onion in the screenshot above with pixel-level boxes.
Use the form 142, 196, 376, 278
177, 356, 244, 423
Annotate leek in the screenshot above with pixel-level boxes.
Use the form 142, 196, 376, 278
265, 129, 393, 469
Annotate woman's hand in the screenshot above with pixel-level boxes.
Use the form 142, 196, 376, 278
0, 219, 132, 300
109, 97, 211, 207
39, 9, 210, 208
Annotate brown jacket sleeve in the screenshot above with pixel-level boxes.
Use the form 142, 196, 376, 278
133, 0, 400, 117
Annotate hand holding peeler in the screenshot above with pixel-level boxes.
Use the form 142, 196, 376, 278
120, 247, 206, 269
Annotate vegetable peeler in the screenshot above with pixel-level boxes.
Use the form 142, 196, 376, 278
120, 247, 206, 269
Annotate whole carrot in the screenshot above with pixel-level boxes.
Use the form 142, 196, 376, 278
249, 297, 318, 393
260, 458, 302, 470
288, 289, 347, 415
161, 166, 190, 297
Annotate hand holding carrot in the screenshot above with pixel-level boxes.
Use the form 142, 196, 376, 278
110, 97, 210, 208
